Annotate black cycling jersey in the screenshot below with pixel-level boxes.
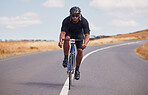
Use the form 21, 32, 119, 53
61, 15, 90, 39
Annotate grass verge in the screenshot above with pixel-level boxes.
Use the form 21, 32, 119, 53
135, 43, 148, 60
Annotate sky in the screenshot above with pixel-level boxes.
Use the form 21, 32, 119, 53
0, 0, 148, 41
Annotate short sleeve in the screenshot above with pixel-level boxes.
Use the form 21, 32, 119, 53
82, 18, 90, 34
61, 18, 68, 33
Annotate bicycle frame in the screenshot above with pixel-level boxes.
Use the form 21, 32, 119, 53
67, 42, 75, 74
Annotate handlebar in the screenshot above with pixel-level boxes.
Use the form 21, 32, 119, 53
59, 38, 84, 48
61, 38, 83, 42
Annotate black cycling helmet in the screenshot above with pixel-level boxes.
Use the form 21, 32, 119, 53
70, 6, 81, 15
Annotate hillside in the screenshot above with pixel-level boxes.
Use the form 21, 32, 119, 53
88, 29, 148, 45
112, 29, 148, 39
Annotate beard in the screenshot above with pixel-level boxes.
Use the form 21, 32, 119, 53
72, 18, 79, 23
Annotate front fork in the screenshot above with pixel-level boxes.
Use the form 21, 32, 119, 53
72, 48, 75, 74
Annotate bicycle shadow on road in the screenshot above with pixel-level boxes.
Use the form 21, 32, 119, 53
19, 82, 64, 89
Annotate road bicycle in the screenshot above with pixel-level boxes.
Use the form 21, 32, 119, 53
61, 38, 83, 90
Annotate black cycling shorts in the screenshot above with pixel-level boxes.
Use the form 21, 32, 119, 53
65, 33, 83, 49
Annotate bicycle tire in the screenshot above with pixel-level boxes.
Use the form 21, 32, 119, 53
69, 55, 73, 90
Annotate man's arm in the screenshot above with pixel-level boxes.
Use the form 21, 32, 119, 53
58, 31, 66, 48
59, 31, 66, 42
82, 34, 89, 49
82, 17, 90, 49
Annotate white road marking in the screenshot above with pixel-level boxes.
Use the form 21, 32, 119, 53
60, 41, 141, 95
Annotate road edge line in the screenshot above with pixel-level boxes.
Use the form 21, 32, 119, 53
59, 41, 141, 95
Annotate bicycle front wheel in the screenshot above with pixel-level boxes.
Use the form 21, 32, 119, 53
69, 55, 72, 90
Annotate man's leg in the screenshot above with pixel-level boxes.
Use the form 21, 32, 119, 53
75, 48, 83, 80
76, 49, 83, 68
63, 36, 70, 68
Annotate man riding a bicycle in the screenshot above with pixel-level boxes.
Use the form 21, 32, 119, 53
58, 6, 90, 80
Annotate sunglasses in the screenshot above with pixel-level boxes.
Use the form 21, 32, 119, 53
71, 14, 80, 17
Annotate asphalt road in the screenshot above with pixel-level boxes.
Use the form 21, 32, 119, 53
0, 39, 148, 95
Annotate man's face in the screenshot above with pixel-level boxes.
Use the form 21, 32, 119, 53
71, 14, 80, 22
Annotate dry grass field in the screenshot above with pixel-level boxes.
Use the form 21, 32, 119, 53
0, 41, 59, 58
0, 29, 148, 59
135, 43, 148, 60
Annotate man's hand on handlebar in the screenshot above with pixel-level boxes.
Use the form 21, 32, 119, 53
82, 44, 87, 49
